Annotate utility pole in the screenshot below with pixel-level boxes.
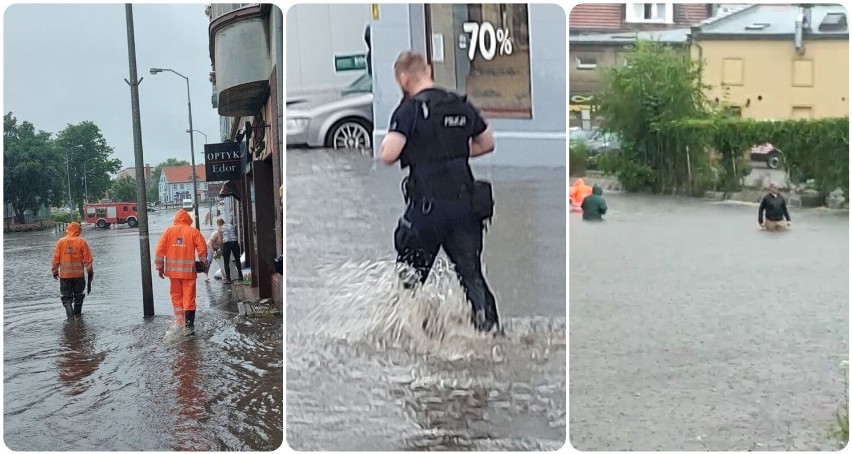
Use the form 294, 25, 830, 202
124, 4, 154, 317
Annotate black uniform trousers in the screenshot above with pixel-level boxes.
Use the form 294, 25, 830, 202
394, 196, 499, 328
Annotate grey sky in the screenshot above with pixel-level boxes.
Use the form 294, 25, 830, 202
4, 3, 221, 171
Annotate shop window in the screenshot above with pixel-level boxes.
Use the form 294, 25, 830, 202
426, 4, 532, 119
626, 3, 673, 23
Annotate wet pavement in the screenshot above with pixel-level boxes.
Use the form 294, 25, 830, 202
570, 193, 848, 450
4, 210, 282, 451
286, 148, 567, 450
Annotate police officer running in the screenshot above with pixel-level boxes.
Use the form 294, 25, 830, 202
379, 50, 500, 333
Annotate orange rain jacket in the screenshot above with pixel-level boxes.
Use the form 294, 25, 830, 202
52, 222, 94, 279
155, 210, 208, 279
570, 179, 593, 207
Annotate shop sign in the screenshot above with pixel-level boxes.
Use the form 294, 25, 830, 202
334, 54, 367, 72
462, 20, 514, 61
204, 141, 242, 182
570, 94, 595, 112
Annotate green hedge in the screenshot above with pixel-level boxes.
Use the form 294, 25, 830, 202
569, 141, 589, 177
666, 116, 849, 197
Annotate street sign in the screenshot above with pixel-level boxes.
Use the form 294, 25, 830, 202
334, 54, 367, 72
204, 141, 242, 181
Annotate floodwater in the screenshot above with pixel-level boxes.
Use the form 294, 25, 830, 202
570, 193, 849, 451
286, 149, 567, 450
3, 210, 282, 451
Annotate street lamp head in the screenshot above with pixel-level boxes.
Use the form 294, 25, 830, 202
149, 68, 163, 75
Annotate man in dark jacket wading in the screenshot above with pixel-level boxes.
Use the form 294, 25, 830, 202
758, 182, 791, 231
581, 184, 607, 221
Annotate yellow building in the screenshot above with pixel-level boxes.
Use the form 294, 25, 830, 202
691, 4, 849, 119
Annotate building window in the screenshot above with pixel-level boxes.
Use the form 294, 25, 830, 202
723, 105, 742, 117
792, 59, 814, 87
426, 4, 532, 119
575, 56, 597, 70
722, 58, 744, 86
625, 3, 674, 23
792, 106, 813, 119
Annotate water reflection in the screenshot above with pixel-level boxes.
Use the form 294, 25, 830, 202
57, 319, 105, 397
170, 340, 209, 451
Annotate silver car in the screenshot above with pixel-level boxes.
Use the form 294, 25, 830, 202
286, 73, 374, 150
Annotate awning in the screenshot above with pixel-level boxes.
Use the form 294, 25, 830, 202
219, 180, 242, 200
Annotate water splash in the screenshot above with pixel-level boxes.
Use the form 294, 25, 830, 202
303, 258, 499, 360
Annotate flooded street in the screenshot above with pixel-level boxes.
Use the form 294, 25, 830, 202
286, 149, 567, 450
4, 210, 282, 451
570, 194, 848, 450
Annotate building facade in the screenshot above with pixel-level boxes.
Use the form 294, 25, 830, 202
691, 3, 849, 119
569, 3, 714, 129
370, 3, 566, 167
117, 165, 153, 184
208, 3, 283, 307
569, 2, 711, 33
286, 3, 372, 92
158, 164, 209, 204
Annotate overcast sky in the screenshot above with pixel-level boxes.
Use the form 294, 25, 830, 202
4, 3, 221, 170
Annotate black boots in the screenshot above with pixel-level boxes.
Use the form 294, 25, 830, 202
184, 310, 196, 335
62, 302, 74, 318
73, 302, 83, 316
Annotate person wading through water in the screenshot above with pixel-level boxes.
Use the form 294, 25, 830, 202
155, 209, 208, 335
379, 50, 501, 334
758, 181, 791, 231
51, 222, 94, 318
581, 184, 607, 221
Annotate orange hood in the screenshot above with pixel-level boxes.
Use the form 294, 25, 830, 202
574, 179, 586, 187
65, 222, 82, 237
174, 209, 193, 226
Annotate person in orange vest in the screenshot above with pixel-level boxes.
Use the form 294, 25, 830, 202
570, 179, 593, 211
154, 209, 208, 335
51, 222, 94, 318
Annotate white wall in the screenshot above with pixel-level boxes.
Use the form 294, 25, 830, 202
286, 3, 371, 92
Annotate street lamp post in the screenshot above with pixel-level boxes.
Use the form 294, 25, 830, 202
150, 67, 201, 229
82, 161, 95, 204
64, 145, 83, 211
188, 129, 207, 145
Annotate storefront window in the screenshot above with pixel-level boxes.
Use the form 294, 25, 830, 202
426, 4, 532, 119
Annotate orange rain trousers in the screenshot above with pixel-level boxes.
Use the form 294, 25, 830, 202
169, 278, 197, 325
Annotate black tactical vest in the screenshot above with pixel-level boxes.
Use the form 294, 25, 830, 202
400, 88, 475, 200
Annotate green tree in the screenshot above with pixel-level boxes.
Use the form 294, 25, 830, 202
110, 176, 138, 202
595, 40, 713, 194
53, 121, 122, 214
3, 113, 65, 223
149, 158, 189, 202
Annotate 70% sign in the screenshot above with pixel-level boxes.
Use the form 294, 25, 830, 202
462, 21, 513, 61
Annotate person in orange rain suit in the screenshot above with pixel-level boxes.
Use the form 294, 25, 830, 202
570, 179, 594, 211
155, 209, 208, 335
52, 222, 94, 318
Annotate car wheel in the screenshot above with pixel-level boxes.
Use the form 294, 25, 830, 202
767, 152, 781, 169
327, 118, 372, 150
96, 219, 107, 229
127, 217, 138, 228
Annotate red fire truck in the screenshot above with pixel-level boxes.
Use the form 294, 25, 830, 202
84, 202, 139, 229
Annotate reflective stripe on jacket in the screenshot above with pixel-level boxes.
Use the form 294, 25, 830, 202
51, 222, 93, 279
154, 209, 208, 279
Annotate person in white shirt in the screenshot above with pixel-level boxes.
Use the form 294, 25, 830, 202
205, 223, 223, 281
